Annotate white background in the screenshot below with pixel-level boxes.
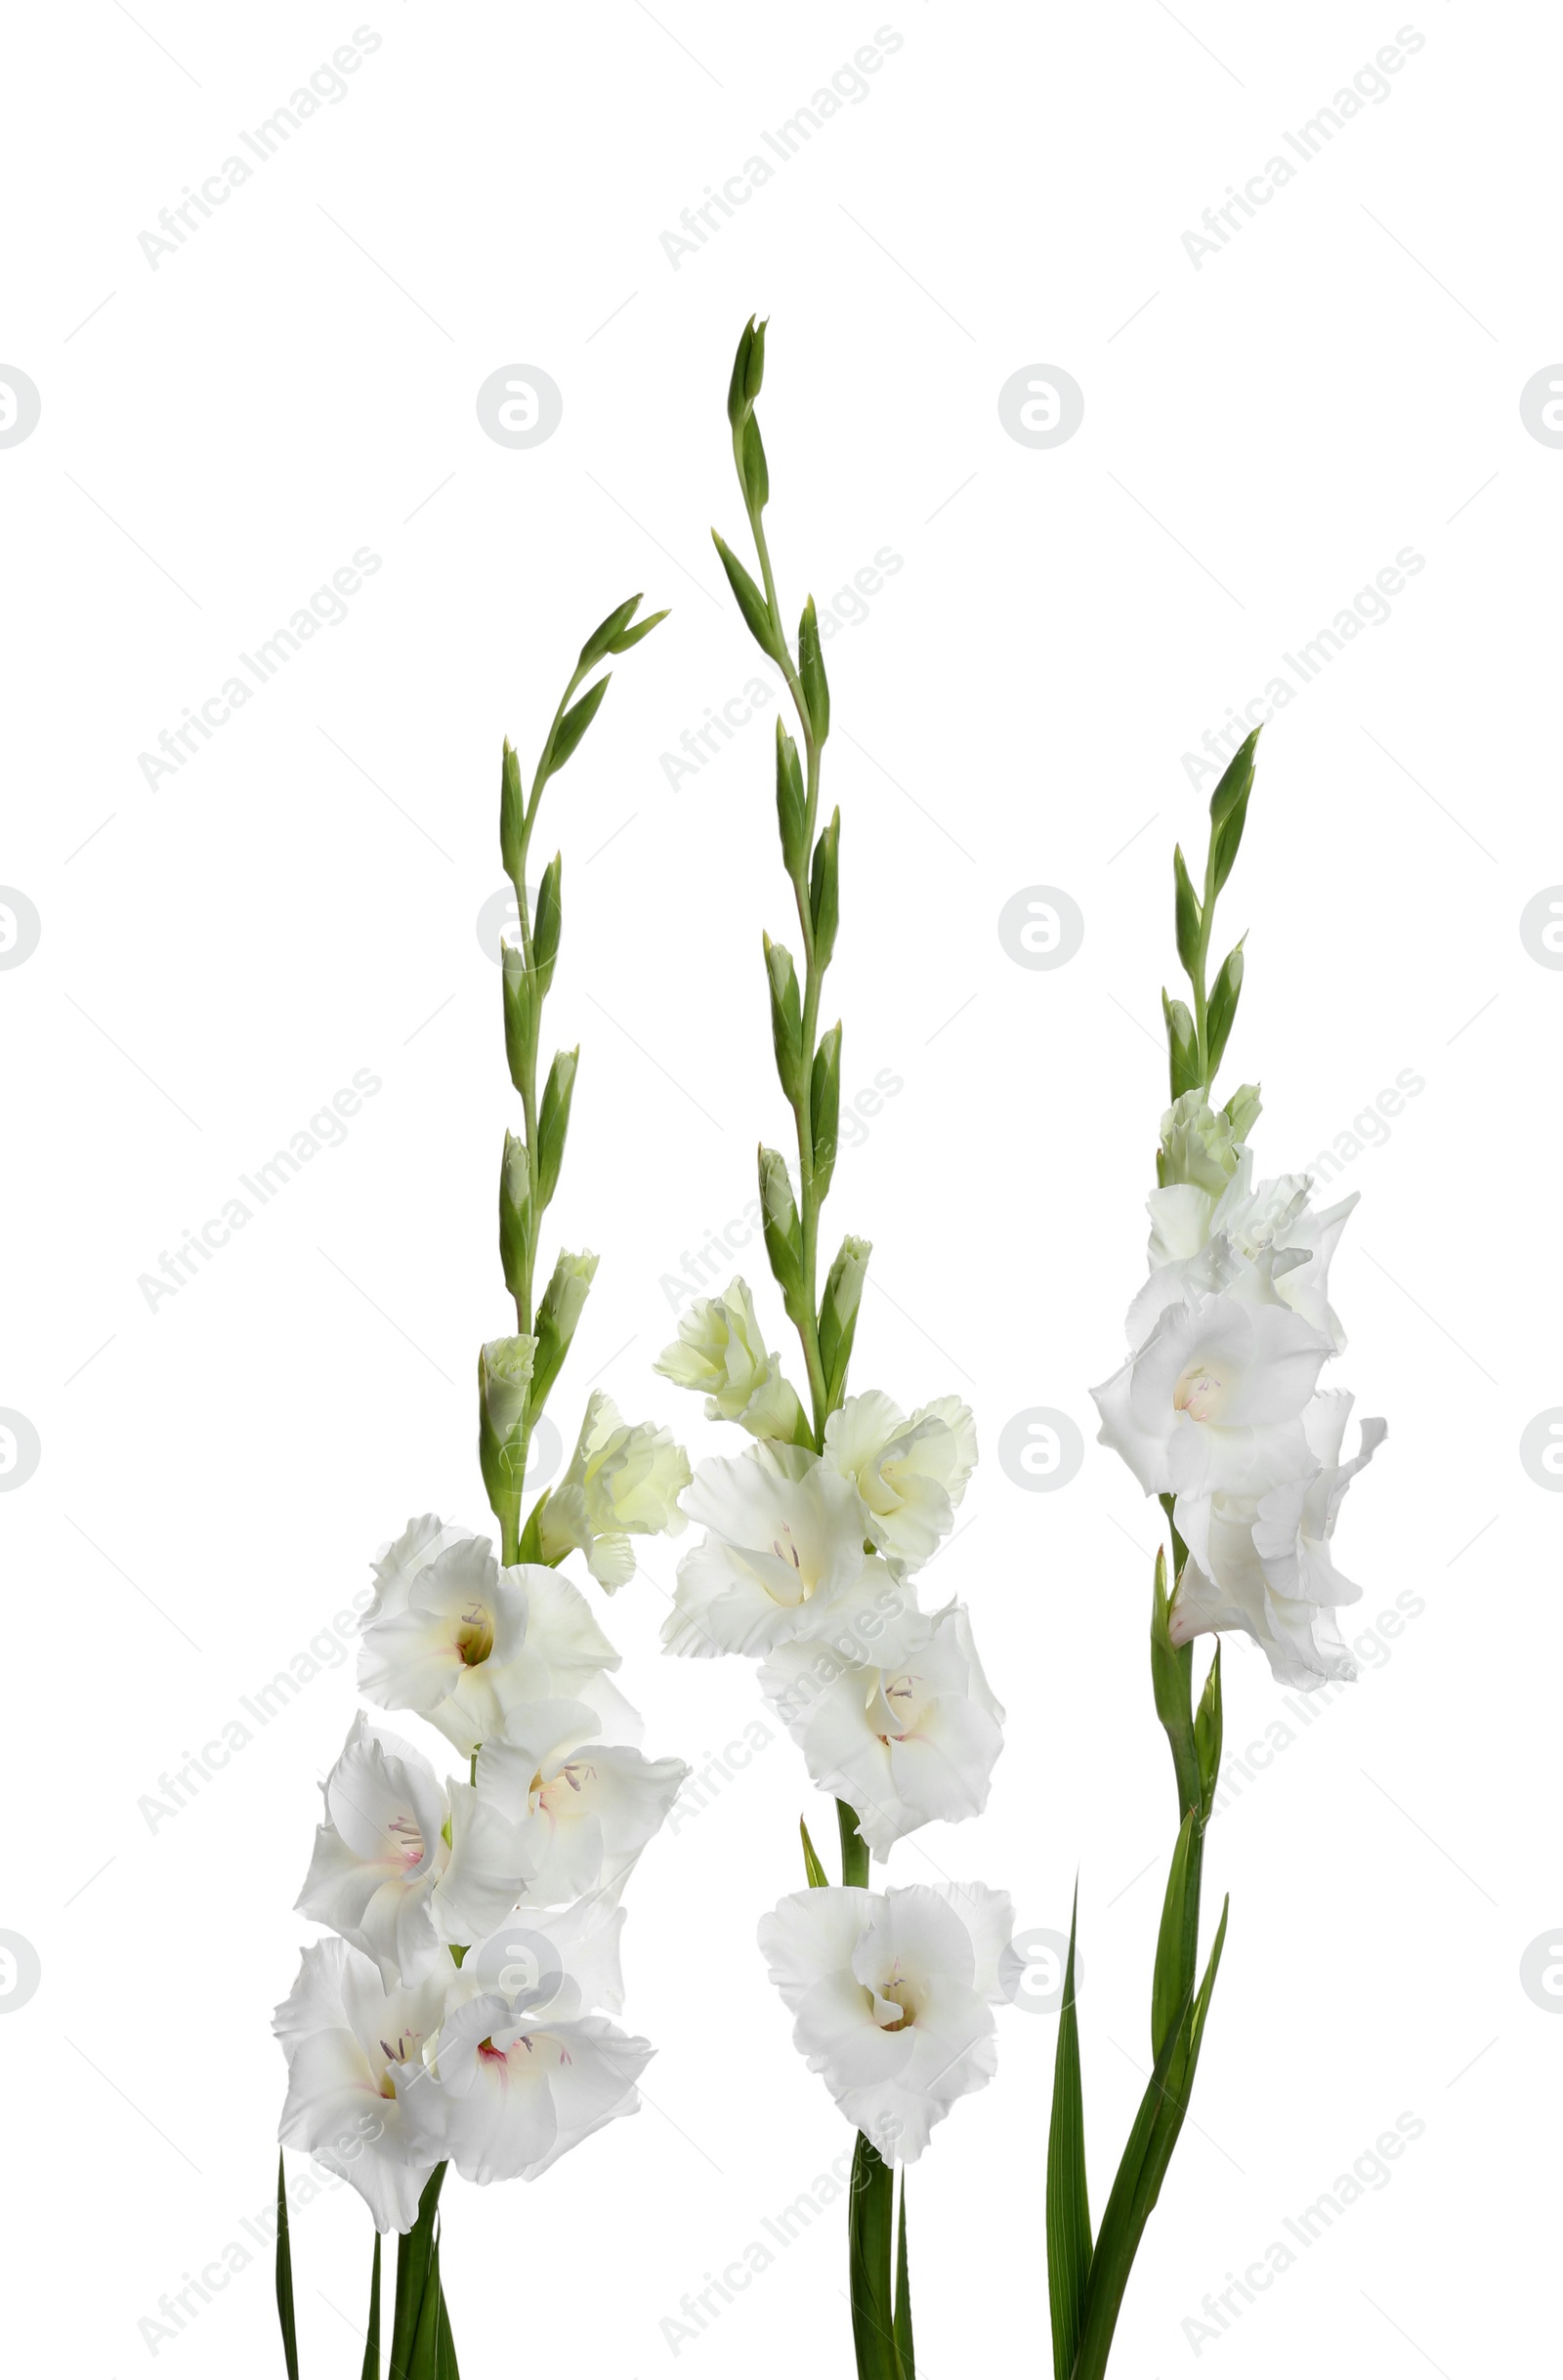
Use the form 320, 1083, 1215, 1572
2, 2, 1554, 2371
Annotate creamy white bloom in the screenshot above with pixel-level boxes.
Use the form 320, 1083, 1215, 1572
397, 1996, 653, 2185
275, 1936, 447, 2231
1092, 1286, 1331, 1501
458, 1894, 627, 2024
366, 1513, 483, 1627
1170, 1390, 1386, 1688
360, 1527, 622, 1757
1137, 1150, 1358, 1354
663, 1444, 908, 1659
822, 1392, 977, 1567
296, 1715, 535, 1988
359, 1533, 526, 1718
757, 1882, 1013, 2161
655, 1276, 807, 1441
536, 1391, 692, 1591
759, 1604, 1003, 1858
477, 1700, 688, 1905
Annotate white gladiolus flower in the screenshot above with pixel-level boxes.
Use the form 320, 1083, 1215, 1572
1170, 1391, 1386, 1688
398, 1996, 654, 2186
477, 1700, 688, 1904
360, 1524, 622, 1757
274, 1937, 447, 2232
457, 1894, 628, 2024
822, 1392, 978, 1567
655, 1276, 808, 1441
1137, 1151, 1358, 1354
1092, 1287, 1331, 1501
365, 1513, 483, 1626
757, 1882, 1013, 2162
759, 1604, 1004, 1858
296, 1716, 535, 1988
359, 1533, 526, 1718
663, 1444, 908, 1659
536, 1391, 692, 1591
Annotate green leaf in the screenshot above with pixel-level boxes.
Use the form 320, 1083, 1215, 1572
763, 933, 804, 1103
547, 674, 612, 777
798, 595, 830, 743
577, 596, 641, 674
1071, 1899, 1232, 2379
893, 2171, 915, 2380
1205, 939, 1246, 1079
1211, 785, 1248, 894
819, 1234, 869, 1412
726, 313, 766, 429
498, 738, 525, 888
1149, 1546, 1198, 1820
810, 1023, 842, 1200
837, 1797, 870, 1889
1069, 1978, 1196, 2379
1045, 1887, 1092, 2380
389, 2165, 445, 2380
361, 2230, 381, 2380
740, 412, 769, 514
498, 1129, 532, 1306
1171, 846, 1201, 979
532, 855, 563, 999
758, 1144, 805, 1315
775, 719, 806, 877
1162, 990, 1200, 1103
712, 530, 781, 658
275, 2153, 300, 2380
1207, 727, 1259, 828
1150, 1808, 1200, 2058
608, 605, 669, 652
1195, 1644, 1223, 1824
810, 809, 841, 971
410, 2224, 447, 2378
847, 2132, 900, 2379
499, 939, 532, 1096
800, 1815, 828, 1888
536, 1047, 578, 1210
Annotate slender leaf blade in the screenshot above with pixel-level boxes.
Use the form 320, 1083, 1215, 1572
893, 2168, 915, 2379
848, 2131, 899, 2379
360, 2231, 381, 2380
1046, 1888, 1092, 2380
547, 674, 612, 777
275, 2153, 300, 2380
800, 1816, 829, 1888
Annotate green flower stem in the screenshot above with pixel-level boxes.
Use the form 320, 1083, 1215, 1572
1190, 830, 1219, 1098
740, 489, 831, 1442
503, 662, 583, 1334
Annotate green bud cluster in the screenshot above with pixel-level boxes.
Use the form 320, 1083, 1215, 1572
483, 596, 665, 1558
712, 317, 867, 1450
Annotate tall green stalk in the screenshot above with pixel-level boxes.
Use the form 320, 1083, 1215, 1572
1046, 731, 1261, 2377
713, 315, 908, 2380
